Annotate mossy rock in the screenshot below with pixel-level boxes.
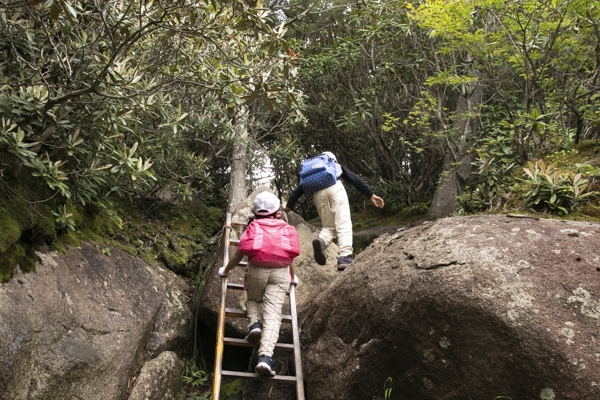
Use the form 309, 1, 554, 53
0, 180, 57, 281
160, 249, 191, 276
0, 243, 38, 283
52, 230, 81, 254
0, 213, 21, 254
5, 197, 34, 229
85, 209, 123, 237
70, 205, 84, 228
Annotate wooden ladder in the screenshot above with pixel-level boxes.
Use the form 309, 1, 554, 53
212, 213, 305, 400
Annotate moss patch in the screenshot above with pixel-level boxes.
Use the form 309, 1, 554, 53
0, 176, 224, 285
83, 204, 123, 237
0, 243, 38, 283
160, 247, 191, 276
575, 140, 600, 158
221, 379, 244, 399
0, 214, 21, 254
0, 178, 61, 272
579, 204, 600, 219
51, 230, 81, 254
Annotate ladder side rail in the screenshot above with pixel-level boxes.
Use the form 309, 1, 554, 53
212, 213, 233, 400
289, 284, 305, 400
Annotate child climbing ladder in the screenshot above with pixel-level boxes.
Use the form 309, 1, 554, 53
213, 192, 305, 400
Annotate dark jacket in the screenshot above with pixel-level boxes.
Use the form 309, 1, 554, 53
286, 164, 374, 210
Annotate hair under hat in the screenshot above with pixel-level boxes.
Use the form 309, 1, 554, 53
253, 192, 280, 216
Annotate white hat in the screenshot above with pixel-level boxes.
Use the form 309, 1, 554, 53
253, 192, 280, 216
321, 151, 337, 162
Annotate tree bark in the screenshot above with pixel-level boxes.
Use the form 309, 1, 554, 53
227, 106, 249, 213
428, 83, 483, 220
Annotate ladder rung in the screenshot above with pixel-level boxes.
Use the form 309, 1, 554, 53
227, 283, 244, 290
221, 370, 297, 383
229, 239, 240, 246
223, 337, 294, 350
225, 308, 292, 322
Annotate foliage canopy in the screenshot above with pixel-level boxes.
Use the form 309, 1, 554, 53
1, 0, 600, 274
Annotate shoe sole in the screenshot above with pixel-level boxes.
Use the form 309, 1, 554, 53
337, 265, 347, 271
312, 239, 327, 265
245, 329, 261, 344
256, 362, 275, 377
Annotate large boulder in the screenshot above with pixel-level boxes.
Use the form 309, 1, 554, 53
0, 243, 191, 400
303, 215, 600, 400
128, 351, 185, 400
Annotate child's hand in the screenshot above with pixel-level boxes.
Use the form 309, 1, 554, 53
291, 275, 299, 286
218, 267, 228, 277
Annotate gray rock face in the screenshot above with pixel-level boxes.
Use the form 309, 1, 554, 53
303, 215, 600, 400
0, 243, 191, 400
128, 351, 185, 400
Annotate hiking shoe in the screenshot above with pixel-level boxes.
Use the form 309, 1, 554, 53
312, 238, 327, 265
244, 321, 262, 344
337, 256, 353, 271
255, 355, 276, 377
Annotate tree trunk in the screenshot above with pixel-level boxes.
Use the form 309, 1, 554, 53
428, 83, 483, 220
227, 106, 249, 213
427, 144, 472, 220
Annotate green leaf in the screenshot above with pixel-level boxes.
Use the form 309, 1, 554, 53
49, 3, 60, 21
64, 2, 77, 19
523, 168, 534, 179
557, 206, 568, 214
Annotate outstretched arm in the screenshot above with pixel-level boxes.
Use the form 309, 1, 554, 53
218, 250, 244, 276
284, 185, 305, 211
340, 165, 384, 209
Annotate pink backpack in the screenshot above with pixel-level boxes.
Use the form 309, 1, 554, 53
238, 218, 300, 267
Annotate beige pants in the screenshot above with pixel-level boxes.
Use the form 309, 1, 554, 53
313, 181, 353, 257
246, 264, 290, 357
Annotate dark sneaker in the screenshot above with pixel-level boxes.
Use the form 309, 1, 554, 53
312, 238, 327, 265
255, 355, 276, 377
337, 256, 353, 271
244, 321, 262, 344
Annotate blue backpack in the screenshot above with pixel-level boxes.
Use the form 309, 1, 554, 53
299, 154, 338, 194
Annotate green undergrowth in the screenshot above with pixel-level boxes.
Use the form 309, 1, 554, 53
178, 359, 244, 400
90, 198, 224, 280
0, 174, 224, 283
457, 140, 600, 222
353, 201, 430, 231
220, 379, 244, 399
